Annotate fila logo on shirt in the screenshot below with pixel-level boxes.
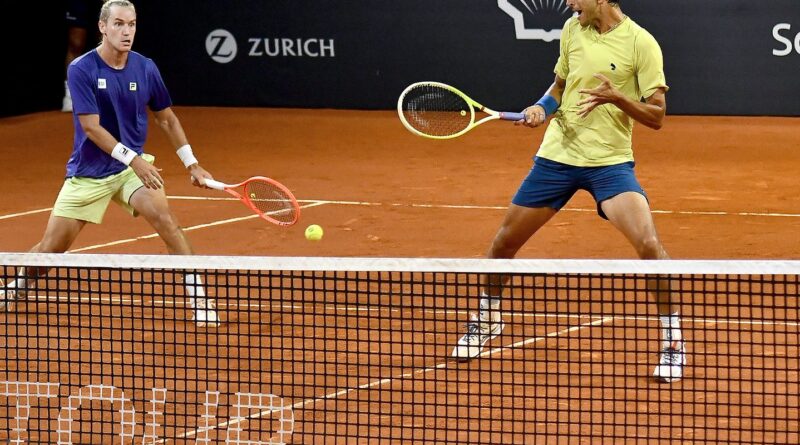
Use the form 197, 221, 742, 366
96, 79, 138, 91
497, 0, 573, 41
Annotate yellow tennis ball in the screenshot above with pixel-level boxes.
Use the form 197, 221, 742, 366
305, 224, 323, 241
460, 110, 466, 116
249, 193, 257, 199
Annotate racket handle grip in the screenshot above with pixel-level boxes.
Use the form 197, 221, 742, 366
204, 178, 226, 190
499, 112, 526, 121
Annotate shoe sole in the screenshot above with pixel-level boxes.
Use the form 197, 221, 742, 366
193, 310, 221, 328
654, 368, 683, 383
653, 346, 687, 383
655, 376, 680, 383
195, 321, 221, 328
193, 316, 221, 328
452, 322, 505, 362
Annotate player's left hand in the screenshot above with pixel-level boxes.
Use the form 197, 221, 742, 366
130, 156, 165, 190
577, 73, 620, 118
188, 165, 213, 189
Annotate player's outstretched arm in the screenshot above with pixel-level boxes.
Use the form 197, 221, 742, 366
577, 73, 666, 130
152, 107, 213, 188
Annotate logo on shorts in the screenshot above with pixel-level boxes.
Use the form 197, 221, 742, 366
206, 29, 238, 64
497, 0, 574, 41
129, 82, 137, 91
98, 78, 107, 89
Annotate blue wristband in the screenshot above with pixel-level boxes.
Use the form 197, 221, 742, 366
535, 94, 559, 116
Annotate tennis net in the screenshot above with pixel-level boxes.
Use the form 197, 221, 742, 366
1, 253, 798, 444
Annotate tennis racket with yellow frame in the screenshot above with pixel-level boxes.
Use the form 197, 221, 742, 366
397, 81, 525, 139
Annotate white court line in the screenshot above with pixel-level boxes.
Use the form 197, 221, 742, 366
167, 196, 800, 218
477, 316, 613, 359
166, 315, 614, 442
67, 201, 328, 253
3, 198, 800, 224
0, 207, 52, 220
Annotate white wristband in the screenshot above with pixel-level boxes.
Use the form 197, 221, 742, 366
176, 144, 199, 168
110, 142, 137, 166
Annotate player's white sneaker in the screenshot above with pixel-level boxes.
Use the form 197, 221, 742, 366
0, 280, 27, 312
653, 341, 687, 383
0, 290, 12, 312
191, 298, 220, 328
451, 300, 504, 361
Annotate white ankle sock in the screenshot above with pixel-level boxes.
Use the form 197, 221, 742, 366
659, 312, 682, 349
479, 294, 501, 323
184, 273, 206, 307
7, 278, 28, 292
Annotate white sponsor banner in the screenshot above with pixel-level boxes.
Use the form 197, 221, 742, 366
206, 29, 335, 63
0, 381, 293, 444
773, 23, 800, 56
497, 0, 574, 41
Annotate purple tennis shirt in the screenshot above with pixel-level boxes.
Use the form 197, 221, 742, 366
66, 49, 172, 178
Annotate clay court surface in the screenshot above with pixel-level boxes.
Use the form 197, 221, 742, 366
1, 109, 799, 443
1, 108, 799, 259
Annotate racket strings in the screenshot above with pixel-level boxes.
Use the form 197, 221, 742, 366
244, 181, 297, 224
401, 85, 472, 137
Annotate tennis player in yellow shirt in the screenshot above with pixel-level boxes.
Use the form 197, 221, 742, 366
453, 0, 686, 383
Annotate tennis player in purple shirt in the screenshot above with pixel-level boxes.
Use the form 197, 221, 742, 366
1, 0, 219, 327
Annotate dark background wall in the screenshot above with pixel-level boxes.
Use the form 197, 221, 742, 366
4, 1, 800, 117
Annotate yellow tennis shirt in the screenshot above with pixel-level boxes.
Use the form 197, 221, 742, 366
537, 16, 668, 167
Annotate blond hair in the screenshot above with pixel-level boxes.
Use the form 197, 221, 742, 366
99, 0, 136, 23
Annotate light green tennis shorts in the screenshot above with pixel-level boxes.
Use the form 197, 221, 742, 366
53, 153, 161, 224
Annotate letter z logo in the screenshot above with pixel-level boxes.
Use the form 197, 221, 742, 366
206, 29, 238, 63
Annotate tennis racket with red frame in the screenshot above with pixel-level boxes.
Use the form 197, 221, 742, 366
204, 176, 300, 226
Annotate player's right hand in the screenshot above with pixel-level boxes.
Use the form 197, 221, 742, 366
516, 104, 548, 128
189, 165, 213, 189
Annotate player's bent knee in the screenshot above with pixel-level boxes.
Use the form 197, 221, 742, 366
488, 236, 521, 259
147, 212, 180, 233
35, 242, 70, 254
636, 237, 665, 260
37, 234, 75, 254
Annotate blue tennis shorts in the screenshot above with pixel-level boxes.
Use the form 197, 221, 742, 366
511, 157, 647, 219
